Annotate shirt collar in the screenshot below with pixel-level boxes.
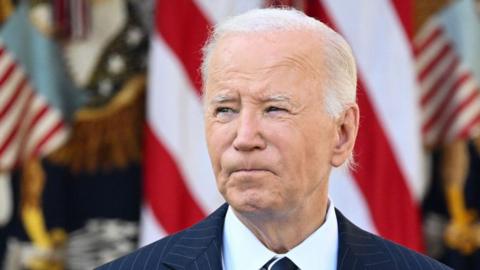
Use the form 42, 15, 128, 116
222, 200, 338, 270
222, 206, 276, 270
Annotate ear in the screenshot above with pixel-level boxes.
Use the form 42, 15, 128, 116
331, 104, 359, 167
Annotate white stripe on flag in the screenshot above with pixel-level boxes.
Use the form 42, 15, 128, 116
148, 36, 224, 214
0, 53, 13, 77
414, 17, 440, 46
37, 124, 68, 156
322, 0, 424, 200
329, 168, 378, 233
423, 77, 480, 141
0, 74, 30, 140
0, 146, 13, 169
446, 96, 480, 141
139, 204, 167, 246
418, 52, 456, 96
1, 137, 19, 169
416, 34, 449, 76
194, 0, 264, 24
0, 66, 23, 106
421, 65, 468, 123
24, 103, 63, 157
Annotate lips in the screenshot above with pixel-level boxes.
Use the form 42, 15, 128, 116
224, 158, 276, 177
232, 168, 268, 173
229, 168, 273, 176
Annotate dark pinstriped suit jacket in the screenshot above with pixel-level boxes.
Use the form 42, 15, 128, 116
96, 204, 452, 270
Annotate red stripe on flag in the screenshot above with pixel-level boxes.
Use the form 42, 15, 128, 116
457, 112, 480, 139
414, 27, 443, 56
422, 73, 471, 133
304, 1, 336, 30
0, 62, 16, 87
354, 80, 423, 251
390, 0, 413, 39
144, 124, 206, 234
156, 0, 211, 93
13, 102, 50, 160
0, 77, 27, 120
306, 0, 423, 251
420, 57, 459, 106
437, 90, 480, 143
22, 104, 65, 156
15, 103, 51, 159
31, 120, 65, 157
0, 90, 35, 156
28, 104, 49, 130
419, 43, 453, 82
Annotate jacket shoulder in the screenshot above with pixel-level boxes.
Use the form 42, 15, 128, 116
368, 232, 452, 270
95, 232, 182, 270
335, 209, 452, 270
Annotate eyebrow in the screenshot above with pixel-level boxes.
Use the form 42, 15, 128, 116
262, 94, 292, 102
209, 94, 237, 105
208, 94, 293, 105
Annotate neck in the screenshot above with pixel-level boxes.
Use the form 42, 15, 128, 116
233, 195, 329, 253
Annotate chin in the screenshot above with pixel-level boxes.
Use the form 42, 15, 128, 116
227, 190, 281, 217
227, 189, 263, 208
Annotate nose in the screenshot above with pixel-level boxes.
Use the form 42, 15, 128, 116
232, 110, 266, 152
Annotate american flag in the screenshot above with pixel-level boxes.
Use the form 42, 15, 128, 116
141, 0, 426, 252
414, 16, 480, 147
0, 40, 68, 170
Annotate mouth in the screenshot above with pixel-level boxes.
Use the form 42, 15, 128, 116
229, 169, 272, 176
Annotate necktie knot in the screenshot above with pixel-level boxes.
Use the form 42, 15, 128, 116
261, 256, 299, 270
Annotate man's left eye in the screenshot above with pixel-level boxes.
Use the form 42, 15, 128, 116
265, 106, 287, 113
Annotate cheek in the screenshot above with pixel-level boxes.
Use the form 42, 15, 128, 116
263, 124, 306, 184
206, 123, 234, 173
273, 119, 333, 178
303, 122, 336, 178
206, 136, 222, 172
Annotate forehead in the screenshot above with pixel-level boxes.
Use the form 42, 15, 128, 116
206, 30, 324, 84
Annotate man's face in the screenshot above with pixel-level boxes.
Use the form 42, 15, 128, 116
204, 31, 341, 217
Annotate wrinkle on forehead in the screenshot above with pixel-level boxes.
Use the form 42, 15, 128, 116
204, 31, 326, 101
208, 51, 322, 84
222, 32, 319, 64
265, 52, 323, 81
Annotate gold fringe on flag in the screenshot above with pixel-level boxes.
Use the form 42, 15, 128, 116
48, 75, 145, 172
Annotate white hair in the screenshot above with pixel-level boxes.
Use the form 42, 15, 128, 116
201, 8, 357, 118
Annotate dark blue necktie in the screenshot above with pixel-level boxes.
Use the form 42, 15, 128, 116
261, 257, 299, 270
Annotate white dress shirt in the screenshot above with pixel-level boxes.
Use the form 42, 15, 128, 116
222, 200, 338, 270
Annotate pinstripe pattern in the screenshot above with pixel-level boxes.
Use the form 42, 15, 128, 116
335, 211, 452, 270
96, 205, 452, 270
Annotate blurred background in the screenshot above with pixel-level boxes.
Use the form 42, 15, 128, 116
0, 0, 479, 269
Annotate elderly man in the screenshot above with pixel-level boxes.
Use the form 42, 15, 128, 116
98, 8, 451, 270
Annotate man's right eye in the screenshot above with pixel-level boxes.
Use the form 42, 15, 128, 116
215, 107, 235, 115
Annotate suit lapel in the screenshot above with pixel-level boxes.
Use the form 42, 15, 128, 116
336, 209, 368, 270
162, 204, 228, 270
336, 209, 395, 270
